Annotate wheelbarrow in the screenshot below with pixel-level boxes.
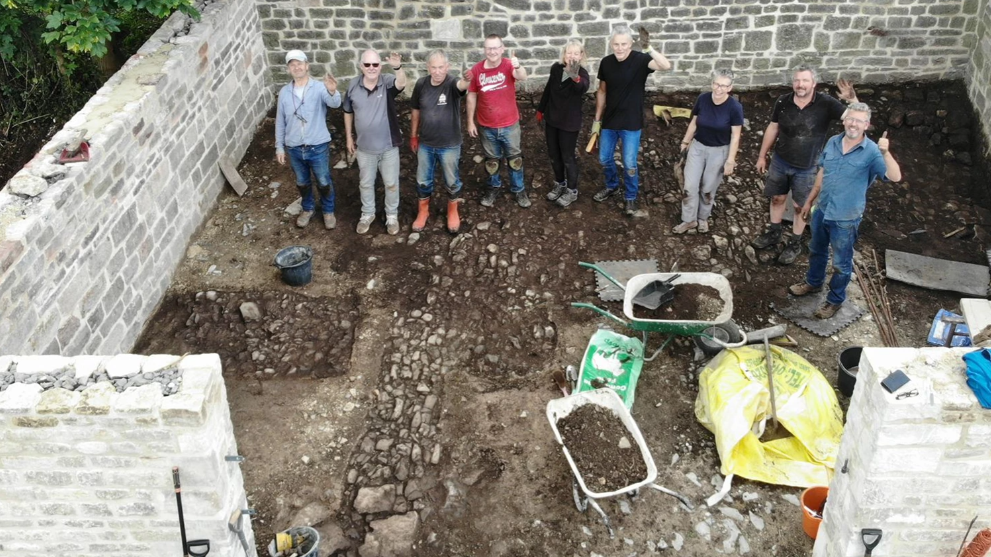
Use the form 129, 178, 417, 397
546, 388, 693, 538
572, 263, 746, 359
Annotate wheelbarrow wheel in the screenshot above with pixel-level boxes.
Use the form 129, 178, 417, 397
694, 320, 743, 358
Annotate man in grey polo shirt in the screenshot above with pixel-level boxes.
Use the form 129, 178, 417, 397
343, 50, 406, 235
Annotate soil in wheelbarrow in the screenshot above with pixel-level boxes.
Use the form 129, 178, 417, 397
632, 283, 723, 322
557, 404, 648, 493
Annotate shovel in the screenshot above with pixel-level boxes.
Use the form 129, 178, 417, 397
173, 467, 211, 557
861, 528, 882, 556
579, 262, 679, 310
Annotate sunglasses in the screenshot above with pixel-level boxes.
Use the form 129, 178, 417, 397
362, 62, 380, 68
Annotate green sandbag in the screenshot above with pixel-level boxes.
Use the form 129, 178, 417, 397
576, 329, 644, 409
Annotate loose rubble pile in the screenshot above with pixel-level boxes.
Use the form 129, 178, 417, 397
0, 362, 182, 395
136, 290, 357, 378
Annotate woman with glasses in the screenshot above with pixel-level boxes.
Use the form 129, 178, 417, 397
537, 39, 590, 207
673, 68, 743, 234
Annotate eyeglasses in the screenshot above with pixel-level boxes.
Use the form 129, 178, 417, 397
844, 116, 869, 125
712, 82, 732, 89
895, 389, 919, 400
362, 62, 380, 68
484, 47, 503, 52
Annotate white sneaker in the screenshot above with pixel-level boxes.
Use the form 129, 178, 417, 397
672, 221, 697, 234
356, 215, 374, 234
386, 216, 399, 235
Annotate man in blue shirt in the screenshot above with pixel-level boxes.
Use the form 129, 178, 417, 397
788, 103, 902, 319
275, 50, 342, 229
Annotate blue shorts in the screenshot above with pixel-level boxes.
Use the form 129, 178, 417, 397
763, 153, 817, 207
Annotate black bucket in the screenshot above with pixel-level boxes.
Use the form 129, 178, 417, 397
837, 346, 862, 397
274, 246, 313, 287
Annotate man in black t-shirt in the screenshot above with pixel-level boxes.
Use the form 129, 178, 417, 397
751, 65, 857, 264
410, 50, 471, 234
592, 25, 672, 216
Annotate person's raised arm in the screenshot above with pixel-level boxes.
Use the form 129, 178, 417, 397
638, 27, 671, 71
388, 52, 406, 91
878, 131, 902, 182
510, 50, 527, 81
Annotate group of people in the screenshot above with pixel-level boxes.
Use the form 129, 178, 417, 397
274, 27, 902, 319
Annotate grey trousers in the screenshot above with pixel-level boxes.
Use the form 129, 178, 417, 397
681, 140, 729, 223
356, 147, 401, 218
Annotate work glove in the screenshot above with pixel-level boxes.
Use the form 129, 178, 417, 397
591, 121, 601, 134
536, 111, 544, 124
564, 60, 581, 80
638, 26, 651, 51
410, 136, 419, 153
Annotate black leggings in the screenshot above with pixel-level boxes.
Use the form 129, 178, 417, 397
545, 125, 579, 190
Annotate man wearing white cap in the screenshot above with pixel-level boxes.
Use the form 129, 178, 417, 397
275, 50, 342, 229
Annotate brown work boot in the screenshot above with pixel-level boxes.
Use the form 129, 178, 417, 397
447, 199, 461, 234
788, 282, 822, 296
296, 210, 313, 228
814, 302, 842, 319
412, 198, 430, 232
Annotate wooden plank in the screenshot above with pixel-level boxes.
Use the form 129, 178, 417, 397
885, 250, 990, 296
218, 157, 248, 196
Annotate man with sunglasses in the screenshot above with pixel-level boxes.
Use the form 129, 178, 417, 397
275, 49, 342, 229
788, 103, 902, 319
751, 65, 858, 264
467, 35, 530, 209
343, 50, 407, 235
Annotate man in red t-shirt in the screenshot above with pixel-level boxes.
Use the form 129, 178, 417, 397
467, 34, 530, 209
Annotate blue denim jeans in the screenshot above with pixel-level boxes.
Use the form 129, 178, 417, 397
287, 142, 334, 213
416, 145, 463, 198
806, 208, 861, 305
478, 123, 524, 192
599, 129, 641, 200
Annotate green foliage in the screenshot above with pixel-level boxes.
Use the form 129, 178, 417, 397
1, 0, 198, 59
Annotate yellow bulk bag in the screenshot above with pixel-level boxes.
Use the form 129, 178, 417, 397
694, 345, 844, 488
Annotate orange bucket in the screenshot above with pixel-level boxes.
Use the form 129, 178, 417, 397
801, 486, 829, 539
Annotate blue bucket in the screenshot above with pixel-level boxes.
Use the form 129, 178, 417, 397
274, 246, 313, 286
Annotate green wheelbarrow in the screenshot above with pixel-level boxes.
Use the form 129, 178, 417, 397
572, 262, 746, 359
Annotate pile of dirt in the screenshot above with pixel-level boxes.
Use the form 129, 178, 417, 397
557, 403, 648, 493
632, 283, 723, 321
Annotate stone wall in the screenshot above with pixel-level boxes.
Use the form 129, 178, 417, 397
256, 0, 982, 90
968, 0, 991, 147
0, 0, 269, 356
813, 347, 991, 557
0, 354, 256, 557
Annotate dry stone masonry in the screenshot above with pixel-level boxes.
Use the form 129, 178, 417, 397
0, 0, 269, 357
256, 0, 983, 90
814, 347, 991, 557
0, 354, 256, 557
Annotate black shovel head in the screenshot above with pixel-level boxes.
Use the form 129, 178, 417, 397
633, 280, 676, 310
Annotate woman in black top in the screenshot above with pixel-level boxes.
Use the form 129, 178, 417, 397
537, 40, 590, 207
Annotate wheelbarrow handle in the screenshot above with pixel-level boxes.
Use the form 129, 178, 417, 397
578, 262, 627, 291
570, 302, 630, 327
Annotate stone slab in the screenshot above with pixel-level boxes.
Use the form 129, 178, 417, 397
885, 250, 990, 296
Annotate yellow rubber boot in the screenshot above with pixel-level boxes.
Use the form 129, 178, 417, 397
447, 199, 461, 234
412, 198, 430, 232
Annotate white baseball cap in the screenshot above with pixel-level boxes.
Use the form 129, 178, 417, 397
285, 50, 308, 64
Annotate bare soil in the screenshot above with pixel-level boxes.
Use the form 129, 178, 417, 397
134, 79, 990, 557
557, 404, 649, 493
